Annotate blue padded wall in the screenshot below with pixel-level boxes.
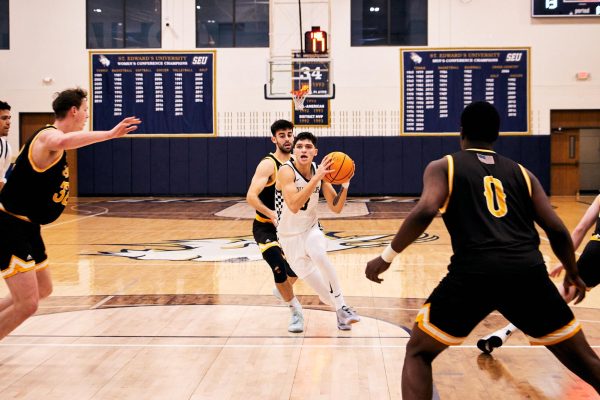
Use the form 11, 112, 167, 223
78, 135, 550, 196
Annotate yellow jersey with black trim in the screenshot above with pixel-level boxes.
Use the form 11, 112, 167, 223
256, 153, 283, 221
0, 125, 69, 225
441, 149, 543, 272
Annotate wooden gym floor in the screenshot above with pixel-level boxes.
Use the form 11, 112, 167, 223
0, 196, 598, 400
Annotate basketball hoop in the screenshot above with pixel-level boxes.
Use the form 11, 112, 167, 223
291, 86, 309, 111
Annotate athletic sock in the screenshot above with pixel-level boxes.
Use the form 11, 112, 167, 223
287, 296, 302, 312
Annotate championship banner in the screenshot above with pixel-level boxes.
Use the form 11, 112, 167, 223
89, 51, 216, 137
400, 48, 530, 135
293, 59, 330, 127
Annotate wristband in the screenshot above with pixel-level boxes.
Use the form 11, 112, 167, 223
381, 244, 398, 263
341, 181, 350, 189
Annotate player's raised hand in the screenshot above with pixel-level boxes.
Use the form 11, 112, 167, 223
110, 117, 141, 138
315, 154, 334, 180
365, 256, 391, 284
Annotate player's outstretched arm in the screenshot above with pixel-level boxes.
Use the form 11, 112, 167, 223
366, 158, 448, 283
549, 194, 600, 279
246, 159, 277, 222
40, 117, 141, 152
571, 194, 600, 250
527, 169, 586, 303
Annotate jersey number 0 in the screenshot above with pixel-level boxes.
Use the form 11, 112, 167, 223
483, 176, 507, 218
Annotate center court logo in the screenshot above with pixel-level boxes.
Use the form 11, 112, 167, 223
94, 232, 439, 263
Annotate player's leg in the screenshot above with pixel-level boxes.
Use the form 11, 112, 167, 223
302, 267, 334, 306
478, 246, 600, 354
502, 265, 600, 392
35, 263, 53, 300
254, 221, 303, 315
274, 235, 309, 333
305, 226, 360, 327
405, 271, 492, 398
0, 262, 51, 313
546, 330, 600, 393
266, 246, 303, 332
0, 268, 40, 339
402, 324, 448, 400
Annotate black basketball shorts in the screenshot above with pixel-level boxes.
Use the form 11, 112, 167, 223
0, 211, 48, 279
416, 264, 578, 346
578, 239, 600, 288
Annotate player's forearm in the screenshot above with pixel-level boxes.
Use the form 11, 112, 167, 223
329, 188, 347, 213
390, 206, 438, 253
285, 180, 319, 212
47, 130, 115, 151
246, 195, 272, 217
547, 228, 578, 276
571, 226, 587, 250
285, 190, 312, 213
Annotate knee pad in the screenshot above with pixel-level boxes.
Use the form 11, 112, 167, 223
263, 246, 296, 283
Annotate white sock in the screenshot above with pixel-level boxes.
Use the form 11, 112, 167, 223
486, 323, 517, 343
503, 323, 517, 337
287, 297, 302, 312
303, 269, 334, 306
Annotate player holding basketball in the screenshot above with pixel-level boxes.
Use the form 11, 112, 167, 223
365, 101, 600, 397
0, 100, 13, 190
246, 119, 304, 333
276, 131, 360, 330
478, 193, 600, 354
0, 88, 140, 340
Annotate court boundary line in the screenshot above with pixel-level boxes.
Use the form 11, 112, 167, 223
2, 342, 600, 349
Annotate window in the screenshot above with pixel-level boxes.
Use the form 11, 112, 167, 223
0, 0, 8, 49
196, 0, 269, 48
86, 0, 161, 48
351, 0, 427, 46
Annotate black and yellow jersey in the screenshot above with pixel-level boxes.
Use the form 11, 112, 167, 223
0, 125, 69, 225
256, 153, 284, 222
440, 148, 543, 272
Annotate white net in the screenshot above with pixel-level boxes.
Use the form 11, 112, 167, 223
291, 89, 309, 111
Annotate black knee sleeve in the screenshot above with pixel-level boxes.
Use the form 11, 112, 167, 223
262, 246, 296, 283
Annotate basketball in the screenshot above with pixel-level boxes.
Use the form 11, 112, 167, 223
324, 152, 355, 184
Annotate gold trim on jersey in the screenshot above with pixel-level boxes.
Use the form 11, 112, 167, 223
416, 303, 464, 346
2, 255, 37, 279
35, 259, 49, 271
258, 241, 281, 253
0, 203, 32, 223
255, 214, 271, 223
591, 234, 600, 242
439, 155, 454, 214
465, 148, 495, 153
518, 164, 532, 197
28, 127, 64, 173
528, 319, 581, 346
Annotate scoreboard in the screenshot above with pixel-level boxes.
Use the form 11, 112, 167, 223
532, 0, 600, 17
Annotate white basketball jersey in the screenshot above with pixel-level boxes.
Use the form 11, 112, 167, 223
276, 161, 320, 237
0, 137, 12, 183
